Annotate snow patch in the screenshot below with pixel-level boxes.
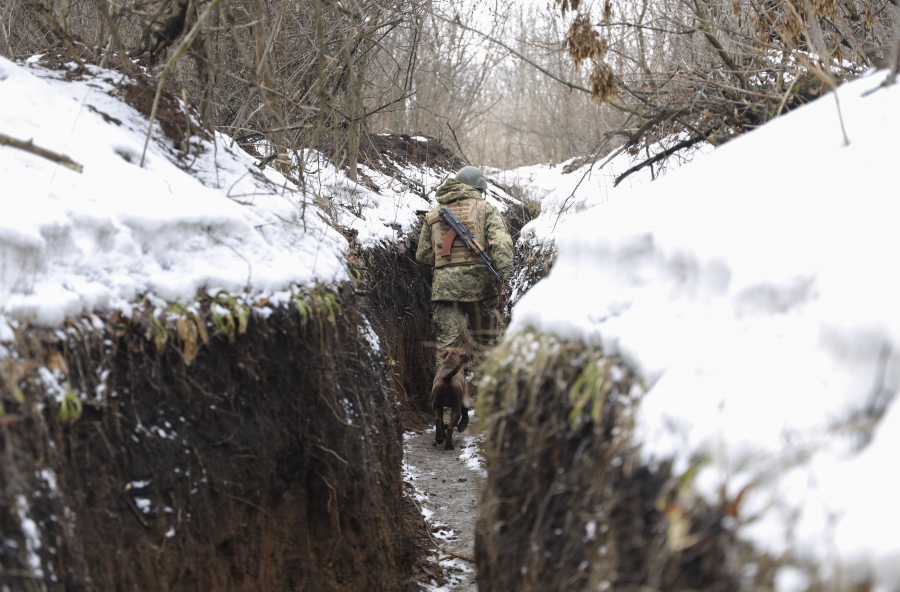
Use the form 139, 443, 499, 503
457, 428, 486, 478
359, 315, 381, 351
15, 495, 44, 578
0, 56, 346, 329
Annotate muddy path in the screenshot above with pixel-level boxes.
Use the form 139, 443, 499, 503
403, 411, 486, 592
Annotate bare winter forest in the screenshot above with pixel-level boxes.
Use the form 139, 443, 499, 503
4, 0, 897, 173
2, 0, 900, 591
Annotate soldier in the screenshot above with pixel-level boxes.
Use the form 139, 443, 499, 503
416, 166, 514, 432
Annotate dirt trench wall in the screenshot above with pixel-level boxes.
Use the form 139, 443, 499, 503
360, 230, 436, 417
0, 290, 422, 592
474, 332, 741, 592
505, 236, 555, 322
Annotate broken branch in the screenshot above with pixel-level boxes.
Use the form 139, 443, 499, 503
614, 135, 705, 187
0, 132, 84, 173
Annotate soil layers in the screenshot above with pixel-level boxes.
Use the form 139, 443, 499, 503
0, 288, 427, 591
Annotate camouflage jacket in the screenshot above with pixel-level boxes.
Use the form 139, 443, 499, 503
416, 179, 513, 302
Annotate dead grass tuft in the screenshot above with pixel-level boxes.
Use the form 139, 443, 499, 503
475, 331, 743, 592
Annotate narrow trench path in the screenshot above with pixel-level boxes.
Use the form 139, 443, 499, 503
403, 411, 486, 592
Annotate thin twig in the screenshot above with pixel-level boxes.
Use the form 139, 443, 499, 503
96, 0, 132, 74
669, 73, 781, 100
0, 132, 83, 173
446, 122, 470, 164
775, 71, 802, 117
614, 135, 705, 187
194, 56, 320, 112
410, 0, 593, 96
141, 0, 222, 167
439, 551, 475, 563
28, 1, 88, 74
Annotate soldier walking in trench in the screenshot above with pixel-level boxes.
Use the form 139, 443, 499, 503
416, 166, 514, 432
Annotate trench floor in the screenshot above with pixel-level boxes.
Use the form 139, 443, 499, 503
403, 411, 485, 592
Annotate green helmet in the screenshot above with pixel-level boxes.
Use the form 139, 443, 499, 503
455, 166, 488, 192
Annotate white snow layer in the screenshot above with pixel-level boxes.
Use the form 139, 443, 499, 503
510, 70, 900, 586
0, 56, 347, 327
493, 133, 710, 238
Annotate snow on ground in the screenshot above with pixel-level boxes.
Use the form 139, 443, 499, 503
1, 52, 495, 586
0, 56, 349, 330
509, 70, 900, 587
491, 133, 710, 239
457, 422, 487, 478
0, 55, 484, 334
297, 139, 507, 248
403, 417, 485, 592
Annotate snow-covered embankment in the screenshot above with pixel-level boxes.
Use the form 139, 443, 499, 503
0, 53, 439, 590
484, 69, 900, 590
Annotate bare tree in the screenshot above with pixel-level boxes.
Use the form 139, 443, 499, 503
365, 0, 510, 162
550, 0, 898, 183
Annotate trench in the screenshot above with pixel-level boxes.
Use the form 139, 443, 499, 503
0, 127, 558, 591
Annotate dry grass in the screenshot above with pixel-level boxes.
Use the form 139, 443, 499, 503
474, 330, 745, 591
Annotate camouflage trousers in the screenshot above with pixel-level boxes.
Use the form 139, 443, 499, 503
433, 295, 502, 370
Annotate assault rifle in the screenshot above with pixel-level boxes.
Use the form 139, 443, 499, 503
429, 207, 502, 280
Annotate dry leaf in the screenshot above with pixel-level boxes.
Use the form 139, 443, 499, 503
177, 317, 200, 365
45, 349, 68, 374
196, 317, 209, 345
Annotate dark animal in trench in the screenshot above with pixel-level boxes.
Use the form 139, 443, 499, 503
432, 349, 469, 451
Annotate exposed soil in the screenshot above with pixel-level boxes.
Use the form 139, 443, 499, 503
357, 134, 465, 178
474, 334, 741, 592
0, 290, 429, 592
310, 133, 464, 198
403, 411, 486, 592
35, 44, 100, 79
121, 79, 207, 147
360, 222, 436, 419
32, 45, 209, 155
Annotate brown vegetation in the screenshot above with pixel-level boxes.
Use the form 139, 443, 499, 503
475, 333, 751, 592
551, 0, 899, 182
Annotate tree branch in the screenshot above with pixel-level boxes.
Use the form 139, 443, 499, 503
613, 135, 705, 186
690, 0, 748, 89
447, 122, 471, 164
27, 1, 88, 73
410, 0, 593, 96
0, 132, 84, 173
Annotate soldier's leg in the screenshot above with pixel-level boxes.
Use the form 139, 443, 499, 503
459, 295, 500, 430
456, 300, 496, 433
433, 301, 466, 370
470, 294, 502, 365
